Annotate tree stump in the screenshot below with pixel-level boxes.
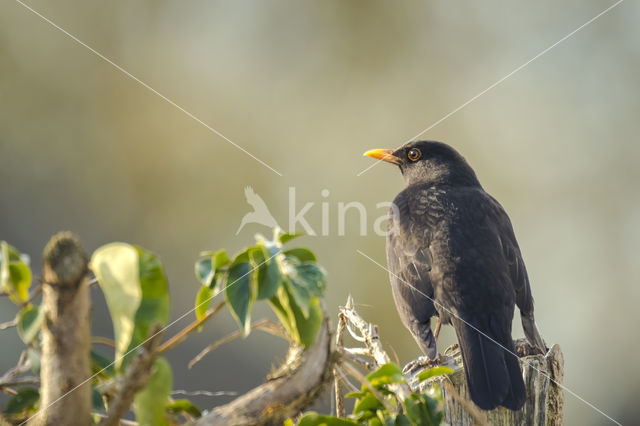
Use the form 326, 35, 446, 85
410, 341, 564, 426
32, 232, 91, 426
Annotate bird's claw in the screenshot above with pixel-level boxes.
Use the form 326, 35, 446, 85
515, 340, 546, 357
402, 353, 442, 376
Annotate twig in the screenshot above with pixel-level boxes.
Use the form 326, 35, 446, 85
188, 319, 289, 369
156, 301, 226, 356
171, 390, 238, 397
337, 347, 373, 370
334, 366, 360, 393
342, 361, 396, 414
0, 317, 18, 330
0, 376, 40, 388
339, 297, 412, 402
19, 281, 43, 308
0, 351, 32, 390
99, 327, 163, 426
334, 311, 346, 418
91, 336, 116, 348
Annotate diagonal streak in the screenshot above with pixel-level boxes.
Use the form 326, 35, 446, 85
357, 0, 624, 177
21, 251, 280, 425
14, 0, 283, 177
356, 249, 622, 426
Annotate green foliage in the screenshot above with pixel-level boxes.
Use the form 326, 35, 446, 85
3, 387, 39, 419
134, 357, 172, 426
194, 231, 327, 348
417, 366, 454, 382
297, 363, 448, 426
17, 304, 45, 344
90, 243, 170, 370
0, 241, 32, 305
0, 230, 333, 425
166, 399, 202, 419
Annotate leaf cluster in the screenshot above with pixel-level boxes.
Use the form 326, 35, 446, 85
295, 363, 452, 426
194, 230, 327, 347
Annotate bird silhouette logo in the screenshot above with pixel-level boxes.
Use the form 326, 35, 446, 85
235, 186, 281, 235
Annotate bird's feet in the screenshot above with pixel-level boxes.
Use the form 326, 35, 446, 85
514, 339, 547, 357
402, 353, 442, 376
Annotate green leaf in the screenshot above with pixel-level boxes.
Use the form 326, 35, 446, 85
354, 393, 383, 414
284, 276, 311, 318
0, 241, 32, 305
91, 244, 170, 371
269, 285, 322, 348
90, 349, 115, 379
367, 363, 405, 388
195, 285, 213, 323
292, 262, 326, 297
283, 247, 317, 262
225, 262, 255, 336
166, 399, 202, 418
402, 394, 441, 426
278, 232, 304, 245
123, 247, 170, 369
298, 411, 357, 426
252, 244, 282, 300
17, 304, 45, 344
3, 387, 39, 415
287, 288, 322, 348
194, 257, 214, 287
390, 414, 412, 426
134, 358, 172, 426
195, 250, 229, 289
269, 293, 295, 338
417, 366, 454, 382
92, 387, 106, 414
90, 243, 142, 370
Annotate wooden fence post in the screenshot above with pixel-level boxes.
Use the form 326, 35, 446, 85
413, 341, 564, 425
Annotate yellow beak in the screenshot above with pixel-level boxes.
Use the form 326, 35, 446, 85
363, 149, 402, 165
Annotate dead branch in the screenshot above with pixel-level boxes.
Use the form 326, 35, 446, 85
338, 296, 411, 402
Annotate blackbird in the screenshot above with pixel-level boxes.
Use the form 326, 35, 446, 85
364, 141, 546, 411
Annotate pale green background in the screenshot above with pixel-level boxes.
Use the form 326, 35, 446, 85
1, 1, 638, 424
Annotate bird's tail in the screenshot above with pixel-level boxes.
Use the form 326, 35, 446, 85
452, 317, 525, 411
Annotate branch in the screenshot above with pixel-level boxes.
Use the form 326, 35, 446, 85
192, 309, 333, 425
0, 351, 32, 392
156, 301, 226, 356
34, 232, 92, 426
188, 319, 289, 369
98, 328, 163, 426
0, 317, 18, 330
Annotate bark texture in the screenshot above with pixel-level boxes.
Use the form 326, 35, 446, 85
32, 232, 91, 426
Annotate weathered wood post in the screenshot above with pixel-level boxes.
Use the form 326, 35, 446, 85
413, 341, 564, 425
33, 232, 91, 426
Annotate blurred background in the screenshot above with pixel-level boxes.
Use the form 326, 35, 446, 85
1, 1, 638, 424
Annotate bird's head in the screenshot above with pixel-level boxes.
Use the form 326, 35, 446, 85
364, 140, 481, 187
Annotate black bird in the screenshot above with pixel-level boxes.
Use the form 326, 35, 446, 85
364, 141, 546, 411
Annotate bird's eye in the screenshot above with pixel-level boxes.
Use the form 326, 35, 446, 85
407, 148, 422, 162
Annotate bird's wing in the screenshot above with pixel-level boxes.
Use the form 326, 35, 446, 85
386, 190, 438, 357
483, 194, 534, 315
244, 186, 270, 212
